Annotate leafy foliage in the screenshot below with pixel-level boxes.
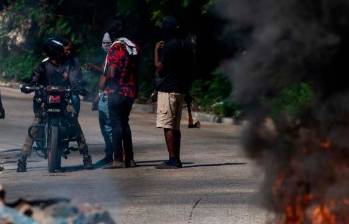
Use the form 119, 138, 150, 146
191, 70, 242, 117
0, 0, 239, 117
0, 52, 38, 81
265, 82, 314, 119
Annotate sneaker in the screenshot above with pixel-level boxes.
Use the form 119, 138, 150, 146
17, 158, 27, 172
156, 160, 182, 169
95, 156, 113, 167
112, 160, 126, 168
50, 168, 64, 173
124, 159, 136, 168
188, 121, 200, 128
83, 155, 93, 170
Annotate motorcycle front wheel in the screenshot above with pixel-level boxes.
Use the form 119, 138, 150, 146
47, 125, 61, 172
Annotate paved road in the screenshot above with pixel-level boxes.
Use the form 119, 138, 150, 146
0, 86, 267, 224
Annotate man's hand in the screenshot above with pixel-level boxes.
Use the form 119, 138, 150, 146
155, 41, 165, 52
91, 94, 100, 111
84, 63, 103, 74
154, 41, 165, 73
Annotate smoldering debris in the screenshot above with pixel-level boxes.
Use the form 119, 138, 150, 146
0, 185, 116, 224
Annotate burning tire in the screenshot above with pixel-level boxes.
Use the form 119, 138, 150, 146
47, 125, 61, 172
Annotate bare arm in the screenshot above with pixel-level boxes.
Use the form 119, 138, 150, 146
99, 73, 107, 90
85, 63, 104, 74
154, 41, 165, 73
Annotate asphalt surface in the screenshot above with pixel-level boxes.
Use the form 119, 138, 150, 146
0, 86, 267, 224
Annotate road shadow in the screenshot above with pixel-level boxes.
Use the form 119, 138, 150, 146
1, 160, 17, 164
135, 160, 246, 168
4, 165, 88, 173
133, 162, 247, 168
182, 162, 246, 168
2, 159, 42, 164
96, 160, 193, 169
134, 160, 194, 168
59, 165, 86, 172
0, 148, 21, 153
100, 160, 246, 169
136, 160, 165, 164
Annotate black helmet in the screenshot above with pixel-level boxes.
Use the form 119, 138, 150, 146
160, 16, 179, 40
43, 37, 67, 59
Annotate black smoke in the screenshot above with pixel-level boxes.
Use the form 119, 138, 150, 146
215, 0, 349, 222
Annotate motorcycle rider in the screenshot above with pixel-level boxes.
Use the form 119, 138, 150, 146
17, 37, 93, 172
62, 39, 88, 114
62, 38, 92, 165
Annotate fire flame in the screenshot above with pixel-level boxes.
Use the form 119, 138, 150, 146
320, 138, 332, 151
273, 138, 349, 224
311, 204, 336, 224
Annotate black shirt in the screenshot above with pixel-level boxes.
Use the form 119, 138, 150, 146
30, 59, 70, 87
158, 38, 194, 93
30, 59, 70, 114
66, 57, 83, 95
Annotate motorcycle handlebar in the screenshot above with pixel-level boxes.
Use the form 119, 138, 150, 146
19, 84, 42, 94
46, 86, 71, 93
20, 84, 71, 93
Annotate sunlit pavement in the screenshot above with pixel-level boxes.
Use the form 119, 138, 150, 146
0, 86, 267, 224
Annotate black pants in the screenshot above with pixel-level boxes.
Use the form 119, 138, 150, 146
70, 95, 88, 155
0, 95, 4, 119
108, 93, 134, 162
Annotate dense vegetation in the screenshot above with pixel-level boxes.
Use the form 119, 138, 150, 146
0, 0, 314, 119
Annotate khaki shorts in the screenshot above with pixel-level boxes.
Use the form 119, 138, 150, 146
156, 92, 185, 130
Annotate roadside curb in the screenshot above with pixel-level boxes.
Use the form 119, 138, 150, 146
0, 81, 20, 88
131, 103, 240, 125
1, 82, 240, 125
132, 103, 156, 113
191, 111, 236, 125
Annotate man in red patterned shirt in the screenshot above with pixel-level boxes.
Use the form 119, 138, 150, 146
99, 21, 139, 168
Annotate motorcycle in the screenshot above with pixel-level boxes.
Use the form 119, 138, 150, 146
20, 84, 81, 172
